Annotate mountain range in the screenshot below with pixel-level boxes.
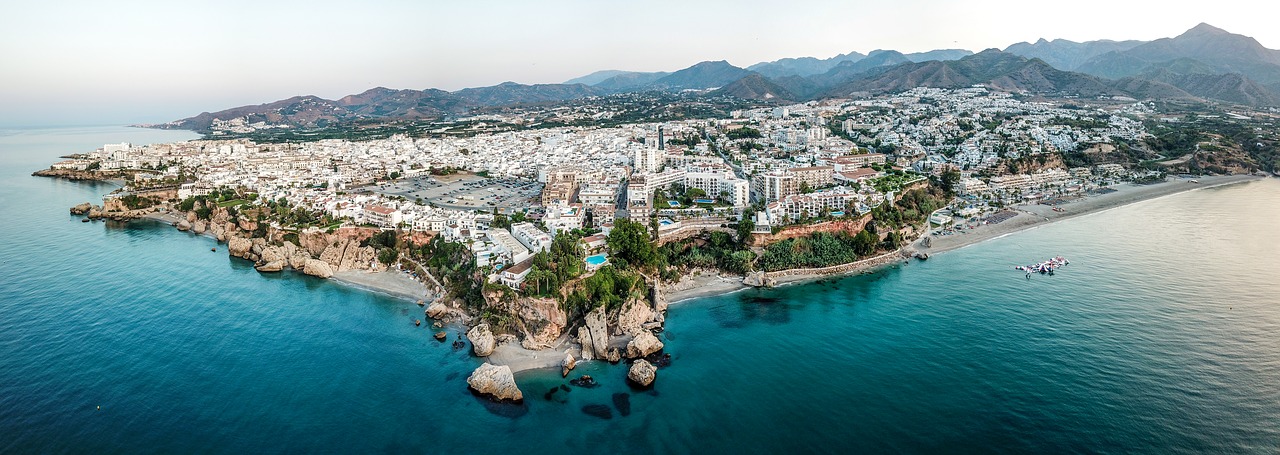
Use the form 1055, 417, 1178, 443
166, 24, 1280, 132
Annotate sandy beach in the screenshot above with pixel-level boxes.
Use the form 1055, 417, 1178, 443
915, 174, 1264, 255
663, 270, 749, 303
331, 269, 433, 302
489, 341, 573, 373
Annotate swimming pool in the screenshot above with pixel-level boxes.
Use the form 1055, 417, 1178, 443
693, 198, 715, 204
667, 200, 681, 208
585, 253, 608, 267
659, 219, 674, 226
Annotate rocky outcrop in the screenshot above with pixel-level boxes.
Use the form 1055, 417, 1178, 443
425, 301, 448, 319
467, 363, 523, 402
561, 353, 577, 378
743, 271, 776, 288
176, 220, 192, 231
70, 202, 92, 215
228, 237, 253, 259
302, 258, 333, 278
319, 239, 383, 273
255, 261, 284, 272
613, 297, 653, 337
625, 330, 664, 359
517, 297, 567, 350
576, 306, 610, 360
627, 359, 657, 388
467, 323, 496, 357
192, 220, 207, 234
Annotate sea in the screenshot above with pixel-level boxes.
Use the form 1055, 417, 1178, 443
2, 126, 1277, 454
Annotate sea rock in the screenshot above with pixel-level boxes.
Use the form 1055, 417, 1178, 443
434, 331, 447, 341
467, 323, 496, 357
576, 327, 595, 361
250, 238, 267, 256
561, 353, 577, 378
518, 297, 567, 350
87, 205, 104, 219
466, 363, 522, 402
425, 301, 448, 319
625, 331, 664, 359
176, 220, 192, 231
302, 258, 333, 278
192, 220, 207, 234
288, 251, 310, 270
613, 297, 653, 337
255, 261, 284, 272
605, 348, 622, 364
569, 374, 599, 388
627, 359, 657, 388
259, 245, 286, 265
70, 202, 92, 215
578, 306, 610, 360
228, 237, 253, 259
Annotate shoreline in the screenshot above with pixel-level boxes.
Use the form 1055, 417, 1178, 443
139, 211, 433, 304
660, 174, 1267, 303
914, 174, 1264, 256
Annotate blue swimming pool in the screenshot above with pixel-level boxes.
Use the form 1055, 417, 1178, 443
667, 200, 681, 207
585, 253, 608, 267
659, 219, 674, 226
693, 198, 714, 204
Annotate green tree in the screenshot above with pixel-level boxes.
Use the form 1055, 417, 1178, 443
735, 210, 756, 247
607, 219, 657, 269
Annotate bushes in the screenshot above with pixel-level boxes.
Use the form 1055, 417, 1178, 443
755, 231, 879, 272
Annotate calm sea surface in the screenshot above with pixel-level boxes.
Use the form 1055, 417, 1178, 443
2, 126, 1277, 454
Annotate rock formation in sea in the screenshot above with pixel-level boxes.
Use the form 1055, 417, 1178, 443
628, 359, 657, 387
625, 330, 664, 359
575, 306, 610, 361
561, 352, 576, 377
467, 363, 523, 402
467, 323, 496, 357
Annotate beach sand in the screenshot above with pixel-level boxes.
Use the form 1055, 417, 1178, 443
489, 341, 573, 373
664, 270, 749, 303
332, 269, 433, 302
915, 174, 1264, 255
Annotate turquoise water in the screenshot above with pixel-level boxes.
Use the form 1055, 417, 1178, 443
585, 253, 608, 267
3, 127, 1279, 453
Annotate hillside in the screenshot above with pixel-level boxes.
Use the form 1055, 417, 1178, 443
747, 51, 867, 78
648, 61, 755, 90
712, 74, 795, 101
1004, 38, 1147, 71
821, 50, 1117, 97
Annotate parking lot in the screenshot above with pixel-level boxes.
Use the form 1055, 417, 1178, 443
363, 173, 543, 211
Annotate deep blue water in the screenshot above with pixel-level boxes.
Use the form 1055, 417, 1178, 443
2, 127, 1278, 454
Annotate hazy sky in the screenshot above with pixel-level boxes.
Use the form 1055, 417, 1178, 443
1, 0, 1274, 127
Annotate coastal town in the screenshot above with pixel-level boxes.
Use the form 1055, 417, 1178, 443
39, 87, 1270, 402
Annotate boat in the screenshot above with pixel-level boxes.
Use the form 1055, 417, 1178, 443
1014, 256, 1070, 277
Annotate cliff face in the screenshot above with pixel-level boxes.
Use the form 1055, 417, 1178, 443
752, 217, 873, 247
199, 204, 386, 275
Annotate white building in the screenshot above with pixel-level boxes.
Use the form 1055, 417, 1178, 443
510, 222, 552, 253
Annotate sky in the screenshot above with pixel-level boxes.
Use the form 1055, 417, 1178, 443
1, 0, 1275, 127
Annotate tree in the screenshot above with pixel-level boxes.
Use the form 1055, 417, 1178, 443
852, 230, 877, 256
607, 219, 657, 269
736, 210, 756, 247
